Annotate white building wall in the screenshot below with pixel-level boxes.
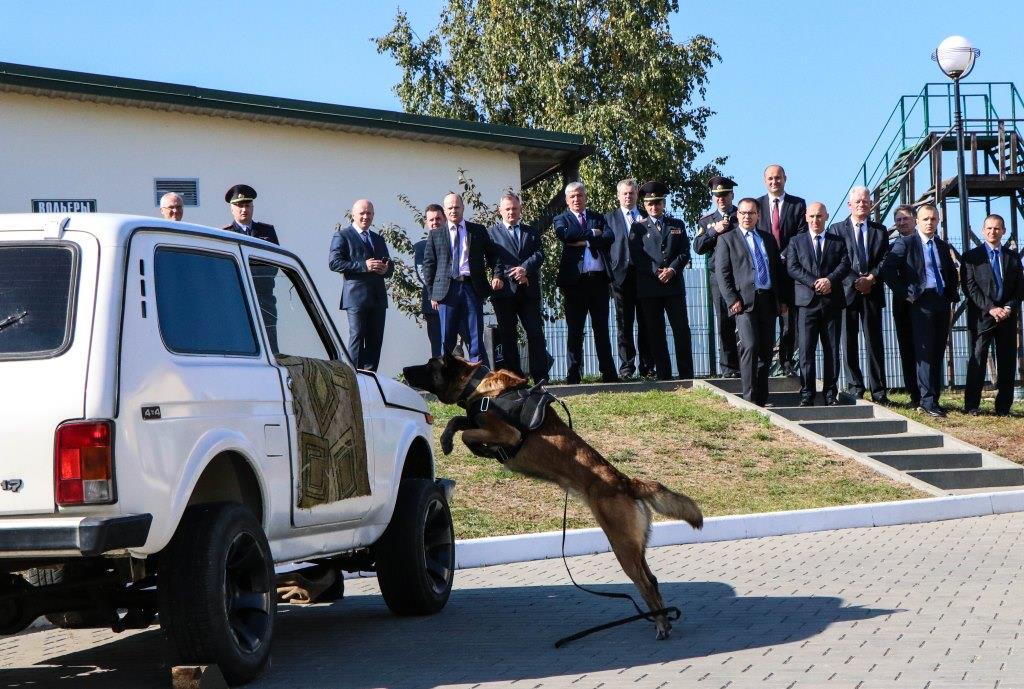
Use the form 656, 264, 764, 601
0, 91, 521, 376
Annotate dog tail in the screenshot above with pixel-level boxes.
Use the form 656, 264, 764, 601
632, 479, 703, 530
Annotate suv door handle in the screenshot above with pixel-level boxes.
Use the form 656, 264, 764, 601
286, 376, 293, 390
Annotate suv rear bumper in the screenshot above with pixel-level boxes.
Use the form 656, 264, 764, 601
0, 514, 152, 557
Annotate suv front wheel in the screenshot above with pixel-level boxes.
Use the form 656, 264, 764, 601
374, 478, 455, 615
158, 502, 276, 685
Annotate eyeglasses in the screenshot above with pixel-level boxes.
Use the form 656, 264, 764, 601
736, 211, 758, 216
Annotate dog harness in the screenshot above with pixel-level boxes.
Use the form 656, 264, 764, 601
456, 368, 558, 462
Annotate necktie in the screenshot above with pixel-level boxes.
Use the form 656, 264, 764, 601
629, 209, 639, 224
771, 198, 781, 246
927, 239, 945, 293
814, 234, 823, 269
451, 226, 462, 278
857, 223, 868, 271
991, 248, 1004, 300
361, 231, 374, 254
750, 231, 770, 287
509, 225, 521, 252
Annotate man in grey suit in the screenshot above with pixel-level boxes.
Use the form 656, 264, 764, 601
606, 179, 654, 379
328, 199, 393, 371
421, 193, 491, 363
485, 193, 549, 383
833, 186, 889, 404
716, 198, 789, 406
413, 204, 446, 357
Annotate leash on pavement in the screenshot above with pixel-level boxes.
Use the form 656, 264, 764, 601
550, 397, 680, 649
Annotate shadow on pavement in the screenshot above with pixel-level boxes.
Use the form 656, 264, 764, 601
0, 581, 899, 688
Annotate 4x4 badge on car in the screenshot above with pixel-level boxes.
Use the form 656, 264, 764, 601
1, 480, 23, 493
142, 406, 162, 420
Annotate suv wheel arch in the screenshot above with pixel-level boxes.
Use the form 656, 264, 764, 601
186, 452, 265, 526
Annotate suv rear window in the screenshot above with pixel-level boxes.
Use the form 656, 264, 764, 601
0, 245, 77, 359
154, 248, 259, 356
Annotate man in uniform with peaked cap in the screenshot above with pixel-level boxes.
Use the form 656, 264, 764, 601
627, 180, 694, 379
223, 184, 280, 246
694, 176, 740, 377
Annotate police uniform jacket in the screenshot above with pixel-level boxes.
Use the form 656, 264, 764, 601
223, 221, 279, 245
628, 215, 690, 299
693, 208, 736, 275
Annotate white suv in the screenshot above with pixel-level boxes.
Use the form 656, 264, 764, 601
0, 214, 453, 684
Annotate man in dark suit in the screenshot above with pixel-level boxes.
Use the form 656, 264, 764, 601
962, 214, 1022, 416
890, 205, 920, 406
413, 204, 446, 357
756, 165, 807, 376
223, 184, 280, 244
716, 197, 789, 406
786, 202, 851, 406
328, 198, 393, 371
422, 193, 490, 364
833, 186, 890, 404
554, 182, 618, 383
882, 203, 960, 417
627, 181, 693, 380
484, 193, 549, 383
694, 176, 741, 377
606, 179, 655, 379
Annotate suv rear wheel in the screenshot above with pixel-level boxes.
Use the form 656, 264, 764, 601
374, 478, 455, 615
158, 502, 275, 685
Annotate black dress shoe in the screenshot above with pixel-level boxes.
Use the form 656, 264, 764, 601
872, 395, 890, 405
823, 396, 838, 406
918, 406, 947, 418
601, 375, 621, 383
799, 398, 814, 407
965, 408, 981, 416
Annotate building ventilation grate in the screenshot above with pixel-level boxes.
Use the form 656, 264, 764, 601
154, 179, 199, 206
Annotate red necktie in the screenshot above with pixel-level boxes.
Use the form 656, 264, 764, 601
771, 198, 781, 246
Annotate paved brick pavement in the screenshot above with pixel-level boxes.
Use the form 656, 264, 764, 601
2, 513, 1023, 688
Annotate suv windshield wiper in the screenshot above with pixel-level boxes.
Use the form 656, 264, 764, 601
0, 311, 28, 333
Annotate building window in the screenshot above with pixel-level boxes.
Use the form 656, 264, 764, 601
154, 179, 199, 207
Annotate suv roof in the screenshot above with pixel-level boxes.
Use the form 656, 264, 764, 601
0, 213, 284, 251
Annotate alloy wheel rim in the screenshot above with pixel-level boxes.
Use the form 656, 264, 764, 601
223, 531, 272, 653
422, 497, 454, 595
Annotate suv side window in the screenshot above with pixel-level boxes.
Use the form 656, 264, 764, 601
154, 248, 259, 356
249, 259, 337, 361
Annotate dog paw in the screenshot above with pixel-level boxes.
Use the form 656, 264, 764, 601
440, 432, 454, 455
656, 626, 672, 641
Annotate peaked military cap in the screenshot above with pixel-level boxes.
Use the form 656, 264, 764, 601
225, 184, 257, 204
639, 180, 669, 203
708, 176, 737, 195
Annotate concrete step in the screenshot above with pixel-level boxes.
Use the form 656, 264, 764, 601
833, 433, 944, 452
908, 466, 1024, 490
800, 418, 907, 438
869, 450, 983, 471
765, 391, 848, 407
712, 376, 801, 394
773, 405, 875, 422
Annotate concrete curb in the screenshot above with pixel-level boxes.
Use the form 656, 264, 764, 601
453, 489, 1024, 569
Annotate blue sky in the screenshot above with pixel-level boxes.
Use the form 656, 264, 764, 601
2, 0, 1020, 229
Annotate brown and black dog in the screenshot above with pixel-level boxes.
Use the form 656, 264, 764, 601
403, 353, 703, 639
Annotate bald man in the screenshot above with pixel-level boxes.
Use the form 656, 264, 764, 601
329, 199, 393, 371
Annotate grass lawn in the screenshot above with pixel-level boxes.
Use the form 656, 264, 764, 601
431, 387, 927, 539
886, 390, 1024, 465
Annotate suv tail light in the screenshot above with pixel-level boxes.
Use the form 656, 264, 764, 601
55, 420, 115, 505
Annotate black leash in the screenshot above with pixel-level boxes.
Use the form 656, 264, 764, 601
550, 396, 680, 649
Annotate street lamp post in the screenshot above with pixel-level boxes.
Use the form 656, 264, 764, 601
932, 35, 980, 250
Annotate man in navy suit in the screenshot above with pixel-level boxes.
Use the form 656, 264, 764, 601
962, 214, 1022, 416
421, 193, 491, 364
606, 179, 654, 379
786, 203, 851, 406
694, 176, 741, 377
328, 199, 393, 371
554, 182, 618, 383
890, 205, 920, 406
413, 204, 446, 357
484, 193, 549, 383
717, 198, 790, 406
833, 186, 890, 404
756, 165, 807, 376
882, 203, 960, 417
628, 181, 694, 380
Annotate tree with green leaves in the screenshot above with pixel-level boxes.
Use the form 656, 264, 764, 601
375, 0, 722, 318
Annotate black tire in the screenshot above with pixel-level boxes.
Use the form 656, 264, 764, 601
158, 503, 275, 686
374, 478, 455, 616
23, 564, 112, 629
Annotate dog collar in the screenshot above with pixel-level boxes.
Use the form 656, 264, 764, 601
457, 365, 491, 406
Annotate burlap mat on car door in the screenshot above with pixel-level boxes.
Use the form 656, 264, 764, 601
275, 355, 370, 508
